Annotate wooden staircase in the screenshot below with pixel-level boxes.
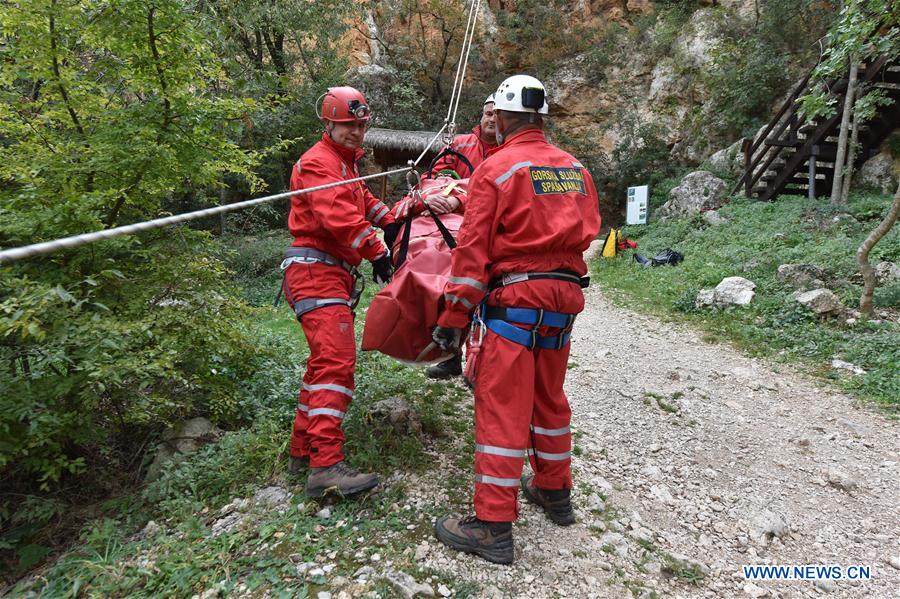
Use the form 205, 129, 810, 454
735, 55, 900, 201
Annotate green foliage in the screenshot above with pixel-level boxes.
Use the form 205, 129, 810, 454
798, 0, 899, 121
494, 0, 600, 76
701, 0, 840, 141
596, 192, 899, 408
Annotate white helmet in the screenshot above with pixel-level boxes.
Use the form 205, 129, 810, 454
493, 75, 549, 115
484, 93, 495, 105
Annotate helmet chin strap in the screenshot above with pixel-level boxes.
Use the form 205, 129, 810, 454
325, 121, 336, 142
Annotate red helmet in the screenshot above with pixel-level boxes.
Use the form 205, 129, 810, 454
320, 86, 371, 122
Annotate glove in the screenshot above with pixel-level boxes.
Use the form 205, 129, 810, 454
432, 325, 462, 352
382, 222, 400, 250
371, 253, 393, 285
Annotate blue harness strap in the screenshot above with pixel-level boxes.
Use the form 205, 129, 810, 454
480, 306, 575, 350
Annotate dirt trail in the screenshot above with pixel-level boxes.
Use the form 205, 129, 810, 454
418, 286, 900, 598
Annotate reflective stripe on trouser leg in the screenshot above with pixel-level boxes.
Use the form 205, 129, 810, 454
297, 304, 356, 468
529, 340, 573, 490
290, 363, 314, 459
473, 329, 535, 522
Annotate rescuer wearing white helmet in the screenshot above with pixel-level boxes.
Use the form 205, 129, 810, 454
431, 74, 601, 564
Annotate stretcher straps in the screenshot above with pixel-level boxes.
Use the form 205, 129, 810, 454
426, 147, 476, 178
393, 194, 457, 269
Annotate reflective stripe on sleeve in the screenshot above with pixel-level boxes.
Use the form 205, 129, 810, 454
495, 161, 533, 185
475, 474, 520, 487
444, 293, 474, 309
373, 205, 390, 224
302, 383, 354, 398
351, 226, 375, 249
476, 444, 527, 458
448, 276, 487, 292
531, 425, 570, 436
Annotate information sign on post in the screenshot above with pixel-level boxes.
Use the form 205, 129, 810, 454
626, 185, 649, 225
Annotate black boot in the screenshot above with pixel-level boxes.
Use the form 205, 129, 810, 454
426, 355, 462, 379
434, 515, 514, 564
521, 475, 575, 526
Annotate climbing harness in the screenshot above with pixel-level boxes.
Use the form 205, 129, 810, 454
275, 247, 365, 318
474, 304, 576, 351
487, 270, 590, 292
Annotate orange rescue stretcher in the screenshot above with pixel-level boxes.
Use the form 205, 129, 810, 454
361, 177, 467, 363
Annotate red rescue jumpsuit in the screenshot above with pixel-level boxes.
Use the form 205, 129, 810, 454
437, 129, 601, 522
285, 133, 395, 468
428, 126, 498, 179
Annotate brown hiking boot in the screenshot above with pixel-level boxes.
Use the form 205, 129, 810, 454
305, 461, 379, 498
521, 475, 575, 526
434, 515, 514, 564
426, 355, 462, 379
287, 455, 308, 474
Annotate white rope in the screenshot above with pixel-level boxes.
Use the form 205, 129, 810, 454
1, 1, 484, 265
450, 0, 482, 127
0, 167, 411, 265
444, 0, 480, 124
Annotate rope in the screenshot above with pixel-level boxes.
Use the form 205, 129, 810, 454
1, 1, 484, 265
0, 167, 412, 265
441, 0, 482, 144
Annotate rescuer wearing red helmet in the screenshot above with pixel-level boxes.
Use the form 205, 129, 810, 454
283, 86, 400, 498
422, 93, 499, 381
430, 75, 601, 563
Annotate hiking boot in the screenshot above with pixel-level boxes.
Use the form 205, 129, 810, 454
305, 461, 379, 498
521, 475, 575, 526
434, 515, 514, 564
426, 355, 462, 379
287, 455, 309, 475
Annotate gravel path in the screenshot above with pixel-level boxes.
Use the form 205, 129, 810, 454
419, 286, 900, 598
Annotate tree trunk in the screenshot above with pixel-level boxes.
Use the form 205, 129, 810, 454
831, 56, 858, 204
840, 94, 861, 204
858, 181, 900, 316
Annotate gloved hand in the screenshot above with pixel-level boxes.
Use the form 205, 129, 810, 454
432, 325, 462, 352
382, 222, 400, 250
371, 253, 393, 285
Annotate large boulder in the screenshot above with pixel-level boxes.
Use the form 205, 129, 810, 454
707, 139, 744, 178
776, 264, 829, 291
696, 276, 756, 308
855, 151, 898, 195
658, 171, 728, 218
145, 417, 222, 481
793, 288, 843, 315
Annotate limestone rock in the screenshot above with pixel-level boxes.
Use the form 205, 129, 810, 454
702, 209, 729, 226
794, 288, 843, 315
707, 139, 744, 178
146, 418, 222, 481
252, 486, 291, 510
874, 261, 900, 284
749, 511, 790, 544
370, 397, 422, 435
380, 569, 434, 599
658, 171, 728, 218
777, 264, 829, 291
697, 276, 756, 309
855, 151, 898, 195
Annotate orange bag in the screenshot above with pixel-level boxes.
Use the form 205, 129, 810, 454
361, 183, 465, 363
